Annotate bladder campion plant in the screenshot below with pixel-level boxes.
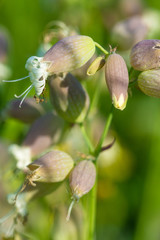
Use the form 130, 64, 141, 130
1, 26, 160, 240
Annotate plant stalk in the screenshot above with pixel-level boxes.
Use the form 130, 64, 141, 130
79, 123, 94, 154
94, 42, 109, 56
87, 106, 113, 240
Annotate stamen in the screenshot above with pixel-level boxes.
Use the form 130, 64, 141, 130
18, 85, 34, 108
66, 199, 75, 221
2, 76, 29, 82
14, 84, 33, 98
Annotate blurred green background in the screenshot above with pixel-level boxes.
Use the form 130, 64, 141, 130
1, 0, 160, 239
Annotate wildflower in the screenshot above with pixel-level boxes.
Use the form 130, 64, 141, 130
3, 35, 95, 107
67, 160, 96, 220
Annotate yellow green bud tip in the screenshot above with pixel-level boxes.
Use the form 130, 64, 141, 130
112, 93, 128, 110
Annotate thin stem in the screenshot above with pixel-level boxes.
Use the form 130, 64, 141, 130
87, 169, 97, 240
94, 42, 109, 56
79, 123, 94, 154
94, 106, 113, 157
87, 106, 114, 240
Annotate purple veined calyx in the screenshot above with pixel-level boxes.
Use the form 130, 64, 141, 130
2, 56, 51, 108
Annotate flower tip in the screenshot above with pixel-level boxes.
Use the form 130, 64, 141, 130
112, 94, 128, 110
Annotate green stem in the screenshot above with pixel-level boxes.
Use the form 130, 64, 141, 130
79, 123, 94, 154
87, 171, 97, 240
94, 106, 113, 157
94, 42, 109, 56
87, 106, 113, 240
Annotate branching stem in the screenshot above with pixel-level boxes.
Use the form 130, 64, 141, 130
94, 42, 109, 56
79, 123, 94, 154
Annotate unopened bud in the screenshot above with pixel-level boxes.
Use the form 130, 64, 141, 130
67, 160, 96, 221
49, 73, 90, 123
69, 160, 96, 199
14, 150, 74, 202
43, 35, 96, 73
27, 150, 74, 183
111, 16, 148, 50
5, 98, 45, 124
130, 39, 160, 71
9, 112, 64, 169
138, 69, 160, 97
105, 53, 129, 110
87, 56, 106, 75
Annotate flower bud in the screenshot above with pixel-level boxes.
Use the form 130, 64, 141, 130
87, 56, 106, 75
9, 112, 64, 170
27, 150, 74, 183
111, 16, 148, 50
42, 21, 78, 45
4, 98, 45, 124
43, 35, 96, 73
138, 69, 160, 97
69, 160, 96, 199
49, 73, 90, 123
130, 39, 160, 71
105, 53, 129, 110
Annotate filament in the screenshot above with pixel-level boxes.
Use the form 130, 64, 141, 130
14, 84, 33, 98
66, 199, 75, 221
18, 85, 34, 108
2, 76, 29, 82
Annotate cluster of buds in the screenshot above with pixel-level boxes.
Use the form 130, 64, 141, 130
13, 153, 96, 222
0, 150, 74, 238
0, 30, 129, 237
130, 39, 160, 98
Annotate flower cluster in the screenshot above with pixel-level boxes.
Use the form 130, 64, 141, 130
130, 39, 160, 97
0, 27, 140, 239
